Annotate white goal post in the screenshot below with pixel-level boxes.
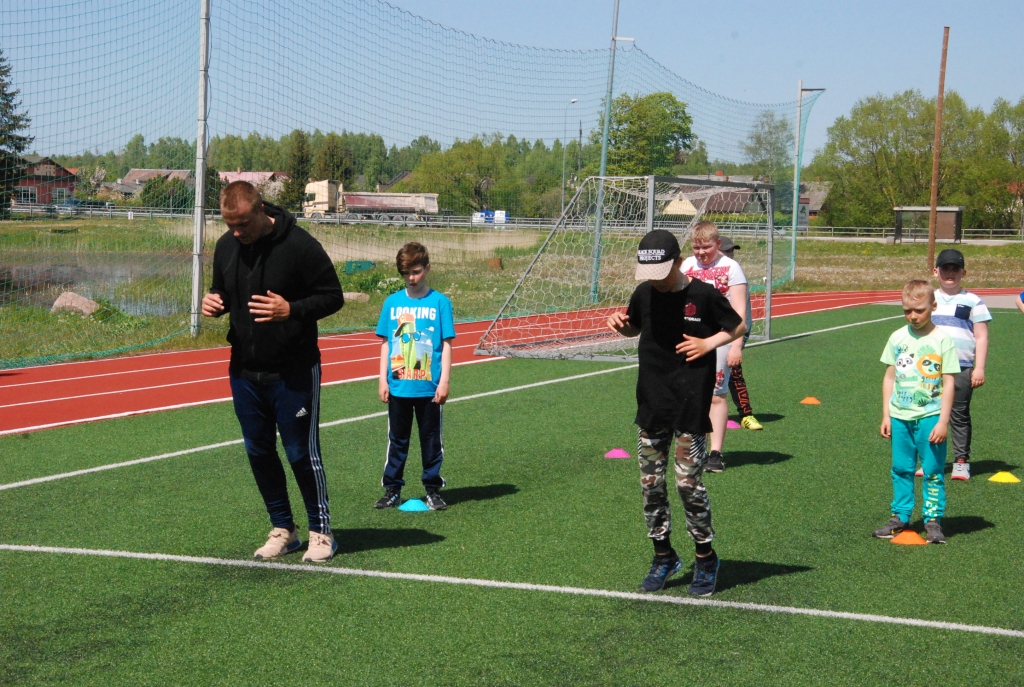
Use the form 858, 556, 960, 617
475, 175, 776, 362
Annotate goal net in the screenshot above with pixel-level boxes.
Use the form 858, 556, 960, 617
475, 176, 776, 361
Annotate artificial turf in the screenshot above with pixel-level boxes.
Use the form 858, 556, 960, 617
2, 306, 1023, 685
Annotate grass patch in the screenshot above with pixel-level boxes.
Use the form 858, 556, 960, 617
1, 309, 1023, 684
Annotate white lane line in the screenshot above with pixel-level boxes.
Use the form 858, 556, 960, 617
0, 363, 628, 485
0, 327, 492, 391
0, 356, 502, 437
747, 315, 904, 347
2, 544, 1020, 639
0, 341, 487, 410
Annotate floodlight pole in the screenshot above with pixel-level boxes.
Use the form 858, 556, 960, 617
789, 81, 824, 283
591, 0, 628, 302
928, 27, 950, 271
561, 98, 578, 216
190, 0, 211, 337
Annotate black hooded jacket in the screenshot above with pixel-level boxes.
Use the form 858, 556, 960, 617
209, 202, 344, 374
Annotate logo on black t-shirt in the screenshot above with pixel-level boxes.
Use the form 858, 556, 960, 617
684, 301, 700, 322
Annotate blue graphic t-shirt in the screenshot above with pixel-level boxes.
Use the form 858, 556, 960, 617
376, 288, 456, 397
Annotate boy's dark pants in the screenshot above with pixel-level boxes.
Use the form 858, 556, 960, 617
637, 428, 714, 544
951, 368, 974, 461
384, 395, 445, 490
728, 363, 753, 418
230, 364, 331, 535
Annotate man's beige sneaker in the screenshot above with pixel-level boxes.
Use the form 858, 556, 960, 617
254, 527, 302, 559
302, 531, 337, 563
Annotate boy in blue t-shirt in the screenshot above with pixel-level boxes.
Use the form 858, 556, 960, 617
374, 242, 456, 510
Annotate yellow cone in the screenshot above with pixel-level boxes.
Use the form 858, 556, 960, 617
988, 471, 1020, 483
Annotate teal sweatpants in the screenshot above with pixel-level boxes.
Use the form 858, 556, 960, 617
890, 415, 946, 522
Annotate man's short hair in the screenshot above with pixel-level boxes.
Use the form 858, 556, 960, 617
220, 180, 263, 213
690, 221, 720, 244
396, 242, 429, 274
902, 279, 934, 304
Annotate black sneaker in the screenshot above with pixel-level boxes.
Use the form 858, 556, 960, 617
705, 450, 725, 473
374, 488, 401, 509
424, 491, 448, 511
689, 554, 720, 597
924, 520, 947, 544
640, 552, 683, 592
872, 515, 908, 539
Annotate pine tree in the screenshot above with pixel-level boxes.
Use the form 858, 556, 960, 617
0, 48, 33, 216
279, 129, 311, 211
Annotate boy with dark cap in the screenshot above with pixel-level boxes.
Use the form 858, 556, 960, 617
931, 249, 991, 481
608, 230, 746, 595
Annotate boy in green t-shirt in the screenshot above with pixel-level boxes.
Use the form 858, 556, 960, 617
875, 280, 960, 544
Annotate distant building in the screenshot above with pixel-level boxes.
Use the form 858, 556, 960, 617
378, 170, 412, 192
122, 168, 194, 187
14, 155, 77, 204
218, 170, 290, 201
801, 181, 831, 217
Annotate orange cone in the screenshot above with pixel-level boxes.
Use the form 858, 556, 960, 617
891, 530, 928, 545
800, 396, 822, 405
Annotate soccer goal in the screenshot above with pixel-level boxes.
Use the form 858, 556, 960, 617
475, 175, 776, 361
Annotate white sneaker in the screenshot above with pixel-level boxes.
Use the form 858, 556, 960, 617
254, 527, 301, 559
302, 531, 337, 563
951, 461, 970, 481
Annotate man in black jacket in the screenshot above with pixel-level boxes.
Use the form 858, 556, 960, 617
202, 181, 344, 562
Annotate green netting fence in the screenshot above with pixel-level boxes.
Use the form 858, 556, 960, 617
0, 0, 819, 368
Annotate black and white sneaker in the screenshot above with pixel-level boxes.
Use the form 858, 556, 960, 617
640, 552, 683, 592
705, 450, 725, 473
374, 488, 401, 509
424, 491, 448, 511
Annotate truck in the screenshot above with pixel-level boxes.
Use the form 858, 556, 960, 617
303, 180, 439, 223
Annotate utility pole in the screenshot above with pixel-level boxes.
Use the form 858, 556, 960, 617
927, 27, 950, 271
190, 0, 211, 337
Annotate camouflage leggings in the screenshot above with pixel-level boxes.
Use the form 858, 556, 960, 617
637, 427, 713, 544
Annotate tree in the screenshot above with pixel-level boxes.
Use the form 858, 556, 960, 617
312, 132, 353, 185
139, 176, 193, 211
279, 129, 311, 211
0, 48, 33, 215
742, 111, 794, 183
589, 91, 695, 176
806, 89, 1013, 228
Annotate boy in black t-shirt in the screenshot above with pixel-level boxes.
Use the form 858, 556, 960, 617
608, 230, 745, 595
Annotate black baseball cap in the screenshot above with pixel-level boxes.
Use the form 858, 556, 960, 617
635, 230, 681, 280
935, 249, 965, 269
720, 236, 741, 252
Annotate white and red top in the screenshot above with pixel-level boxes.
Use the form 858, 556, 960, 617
681, 254, 747, 296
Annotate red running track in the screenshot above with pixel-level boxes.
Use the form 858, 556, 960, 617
1, 289, 1018, 435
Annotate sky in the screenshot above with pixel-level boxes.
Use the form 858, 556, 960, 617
387, 0, 1024, 158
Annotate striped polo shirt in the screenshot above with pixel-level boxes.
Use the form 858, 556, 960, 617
932, 289, 992, 368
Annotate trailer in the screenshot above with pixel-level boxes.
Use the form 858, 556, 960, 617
303, 180, 439, 223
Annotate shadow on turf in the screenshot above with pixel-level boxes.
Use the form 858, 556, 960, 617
724, 451, 793, 468
334, 528, 445, 554
665, 560, 813, 593
936, 515, 995, 539
731, 413, 784, 424
440, 483, 519, 506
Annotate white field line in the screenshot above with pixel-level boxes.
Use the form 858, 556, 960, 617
1, 544, 1021, 639
0, 341, 487, 410
0, 363, 629, 488
0, 357, 501, 437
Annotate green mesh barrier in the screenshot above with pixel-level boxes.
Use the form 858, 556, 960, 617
0, 0, 819, 368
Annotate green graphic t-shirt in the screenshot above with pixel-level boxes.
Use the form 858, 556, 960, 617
880, 325, 961, 421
